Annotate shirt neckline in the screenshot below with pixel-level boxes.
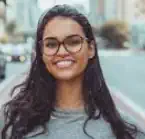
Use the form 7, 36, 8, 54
51, 107, 87, 119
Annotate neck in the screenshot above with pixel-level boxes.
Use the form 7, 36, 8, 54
55, 77, 84, 110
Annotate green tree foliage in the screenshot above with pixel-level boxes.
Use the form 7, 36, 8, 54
0, 0, 7, 5
5, 20, 17, 35
99, 20, 130, 49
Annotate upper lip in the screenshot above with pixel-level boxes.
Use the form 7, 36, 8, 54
54, 58, 75, 64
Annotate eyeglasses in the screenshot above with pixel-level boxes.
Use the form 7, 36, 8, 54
41, 35, 88, 56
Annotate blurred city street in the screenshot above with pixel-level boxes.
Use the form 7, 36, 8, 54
99, 50, 145, 110
3, 61, 29, 79
0, 0, 145, 136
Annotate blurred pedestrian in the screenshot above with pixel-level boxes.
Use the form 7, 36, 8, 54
1, 4, 144, 139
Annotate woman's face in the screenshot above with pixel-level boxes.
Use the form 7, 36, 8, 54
42, 16, 95, 81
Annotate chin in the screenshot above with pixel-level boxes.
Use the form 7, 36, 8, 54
51, 69, 83, 81
53, 73, 76, 81
48, 66, 85, 81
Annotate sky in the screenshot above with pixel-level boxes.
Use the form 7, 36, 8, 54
38, 0, 89, 12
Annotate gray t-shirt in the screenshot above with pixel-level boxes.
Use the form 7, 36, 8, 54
24, 107, 144, 139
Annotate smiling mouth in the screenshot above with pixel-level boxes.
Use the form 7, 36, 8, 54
55, 60, 75, 68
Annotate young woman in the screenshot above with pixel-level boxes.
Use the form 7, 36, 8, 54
1, 4, 144, 139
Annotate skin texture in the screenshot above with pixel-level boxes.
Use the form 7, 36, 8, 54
42, 16, 95, 109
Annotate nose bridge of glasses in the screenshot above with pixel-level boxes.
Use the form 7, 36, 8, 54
57, 41, 68, 54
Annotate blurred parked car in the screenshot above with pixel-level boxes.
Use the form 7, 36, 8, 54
0, 50, 6, 79
1, 44, 27, 63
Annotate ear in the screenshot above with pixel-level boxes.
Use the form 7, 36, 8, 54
88, 41, 95, 59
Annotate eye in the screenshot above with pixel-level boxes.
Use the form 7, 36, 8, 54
65, 36, 82, 46
47, 43, 57, 48
44, 40, 58, 48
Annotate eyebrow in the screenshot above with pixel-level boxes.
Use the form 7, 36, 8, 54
43, 34, 84, 41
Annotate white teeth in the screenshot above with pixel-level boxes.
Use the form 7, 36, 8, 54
56, 60, 73, 68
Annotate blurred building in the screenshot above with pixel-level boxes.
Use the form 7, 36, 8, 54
6, 0, 17, 21
133, 0, 145, 21
1, 0, 137, 39
4, 0, 41, 38
15, 0, 41, 36
115, 0, 135, 22
0, 2, 6, 38
89, 0, 135, 26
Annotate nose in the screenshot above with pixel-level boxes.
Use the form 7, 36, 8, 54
57, 44, 69, 56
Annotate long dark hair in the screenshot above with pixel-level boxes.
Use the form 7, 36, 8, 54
1, 4, 142, 139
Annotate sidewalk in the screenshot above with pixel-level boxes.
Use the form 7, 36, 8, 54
110, 86, 145, 130
0, 73, 27, 108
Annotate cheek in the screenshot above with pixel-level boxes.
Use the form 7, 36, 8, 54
42, 55, 52, 71
79, 53, 88, 65
76, 47, 90, 71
